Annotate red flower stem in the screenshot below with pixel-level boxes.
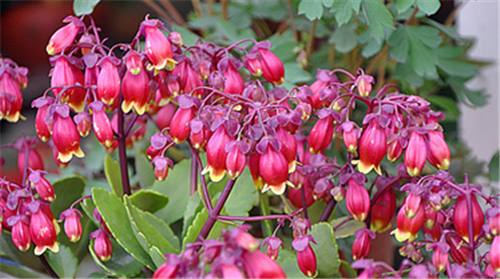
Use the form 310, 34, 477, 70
190, 152, 198, 196
21, 137, 29, 186
319, 199, 336, 222
301, 186, 309, 219
217, 214, 292, 222
123, 114, 139, 136
117, 94, 131, 196
189, 143, 213, 211
195, 178, 236, 244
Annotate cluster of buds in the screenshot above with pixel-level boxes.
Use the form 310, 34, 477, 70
153, 226, 286, 278
0, 56, 28, 123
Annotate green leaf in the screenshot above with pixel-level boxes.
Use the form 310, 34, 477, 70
426, 96, 460, 116
182, 193, 203, 238
104, 155, 123, 197
331, 0, 361, 26
250, 1, 287, 20
182, 208, 209, 248
172, 25, 200, 47
330, 23, 358, 53
436, 47, 479, 78
395, 0, 414, 14
215, 19, 240, 43
283, 63, 313, 85
152, 159, 191, 224
73, 0, 100, 16
188, 15, 220, 30
88, 238, 144, 278
310, 223, 340, 277
322, 0, 334, 8
449, 77, 488, 107
225, 169, 258, 217
46, 244, 78, 278
92, 188, 155, 269
420, 18, 461, 41
129, 189, 169, 213
330, 217, 366, 238
489, 151, 499, 181
0, 261, 46, 278
361, 0, 394, 42
274, 249, 308, 278
135, 150, 155, 188
51, 176, 85, 218
0, 231, 45, 272
393, 60, 424, 87
341, 260, 358, 278
125, 197, 179, 257
358, 30, 383, 58
149, 246, 167, 268
388, 26, 410, 63
298, 0, 324, 21
416, 0, 440, 15
142, 211, 180, 251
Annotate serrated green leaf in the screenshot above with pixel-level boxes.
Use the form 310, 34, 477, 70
228, 7, 252, 29
135, 150, 155, 188
388, 26, 410, 62
88, 238, 143, 278
0, 261, 46, 278
92, 188, 155, 269
331, 0, 361, 26
426, 96, 460, 116
182, 193, 203, 238
73, 0, 100, 16
489, 151, 499, 181
250, 1, 287, 20
152, 159, 192, 224
330, 217, 366, 238
149, 246, 167, 268
310, 223, 340, 277
331, 23, 358, 53
215, 19, 240, 43
393, 60, 424, 87
129, 189, 169, 213
274, 249, 308, 278
51, 176, 85, 218
87, 272, 113, 278
104, 155, 123, 197
361, 0, 394, 42
298, 0, 324, 20
449, 77, 488, 107
46, 244, 78, 278
420, 18, 461, 40
225, 169, 258, 217
396, 0, 414, 14
141, 211, 180, 251
436, 47, 479, 78
182, 208, 209, 248
416, 0, 440, 15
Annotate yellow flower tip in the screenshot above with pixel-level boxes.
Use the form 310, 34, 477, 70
273, 77, 284, 86
355, 160, 375, 174
208, 167, 226, 182
288, 161, 296, 173
133, 103, 147, 115
227, 170, 241, 180
74, 147, 85, 158
438, 159, 450, 171
130, 67, 141, 75
270, 183, 286, 195
407, 166, 421, 177
309, 147, 319, 155
165, 59, 177, 71
46, 43, 56, 56
121, 101, 133, 114
58, 152, 73, 163
391, 229, 411, 243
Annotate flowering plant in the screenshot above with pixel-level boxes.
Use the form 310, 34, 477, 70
0, 1, 498, 278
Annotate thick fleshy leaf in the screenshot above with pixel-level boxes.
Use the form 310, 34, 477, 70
182, 207, 209, 248
341, 260, 358, 278
51, 176, 85, 217
92, 188, 155, 269
135, 150, 155, 189
0, 234, 44, 272
73, 0, 100, 16
88, 237, 143, 278
149, 246, 167, 268
330, 216, 366, 238
129, 190, 169, 213
225, 169, 258, 217
104, 155, 123, 197
310, 223, 340, 277
426, 96, 460, 116
152, 159, 191, 224
46, 244, 78, 278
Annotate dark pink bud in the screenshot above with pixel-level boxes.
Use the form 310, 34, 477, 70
91, 104, 114, 148
204, 126, 233, 182
263, 236, 283, 260
75, 112, 92, 138
155, 103, 176, 131
93, 229, 113, 262
46, 19, 81, 55
427, 130, 450, 171
223, 62, 245, 95
491, 236, 500, 274
423, 211, 443, 241
153, 258, 179, 278
170, 107, 196, 144
15, 67, 29, 90
144, 24, 175, 70
352, 229, 372, 260
0, 72, 23, 123
446, 233, 469, 264
392, 203, 424, 243
97, 58, 121, 107
221, 264, 245, 279
453, 194, 484, 243
341, 122, 359, 156
153, 157, 172, 181
50, 57, 86, 112
432, 245, 448, 273
308, 115, 334, 154
122, 52, 151, 115
12, 220, 31, 252
29, 173, 56, 202
35, 104, 52, 142
357, 75, 373, 97
30, 209, 59, 255
258, 48, 284, 85
259, 145, 289, 195
63, 211, 82, 242
169, 31, 183, 47
245, 57, 262, 77
297, 244, 317, 277
249, 153, 263, 190
405, 131, 427, 176
356, 119, 386, 175
370, 187, 396, 233
490, 211, 500, 236
226, 145, 246, 179
18, 148, 44, 175
79, 33, 95, 56
276, 127, 297, 172
424, 207, 438, 229
234, 229, 260, 252
241, 250, 287, 278
387, 138, 404, 162
52, 113, 84, 163
403, 192, 422, 219
183, 64, 204, 98
346, 178, 370, 221
310, 79, 329, 110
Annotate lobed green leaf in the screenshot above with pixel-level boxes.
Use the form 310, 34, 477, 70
46, 244, 78, 278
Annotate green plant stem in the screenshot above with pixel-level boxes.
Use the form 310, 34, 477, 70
38, 255, 58, 278
259, 191, 273, 237
306, 19, 318, 59
117, 96, 131, 196
196, 178, 236, 243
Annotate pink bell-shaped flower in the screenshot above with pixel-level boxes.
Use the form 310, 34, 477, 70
97, 58, 121, 108
405, 131, 428, 176
453, 194, 484, 243
30, 209, 59, 255
143, 20, 175, 71
241, 250, 287, 278
46, 17, 82, 55
355, 118, 386, 175
308, 114, 334, 154
346, 178, 370, 221
52, 111, 84, 163
370, 187, 396, 233
259, 145, 289, 195
0, 71, 23, 123
258, 48, 284, 85
92, 229, 113, 262
170, 107, 196, 144
122, 51, 151, 115
392, 203, 425, 243
12, 220, 31, 252
204, 126, 233, 182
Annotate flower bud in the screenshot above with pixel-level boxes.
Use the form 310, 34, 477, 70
263, 236, 283, 260
490, 211, 500, 236
122, 51, 151, 115
258, 48, 284, 85
84, 64, 99, 87
288, 181, 315, 209
153, 157, 172, 181
34, 103, 52, 142
308, 115, 334, 154
341, 122, 359, 156
248, 153, 263, 190
276, 127, 297, 172
93, 229, 113, 262
432, 245, 449, 273
446, 233, 469, 264
310, 79, 329, 110
221, 264, 245, 279
29, 172, 56, 202
427, 130, 450, 171
46, 19, 81, 55
79, 33, 95, 56
392, 203, 424, 243
15, 67, 29, 90
62, 210, 82, 242
90, 103, 114, 148
259, 145, 289, 195
245, 56, 262, 77
241, 250, 287, 278
403, 192, 422, 219
97, 58, 121, 107
143, 22, 175, 70
490, 236, 500, 274
352, 229, 373, 260
12, 220, 31, 251
370, 187, 396, 233
346, 178, 370, 221
453, 194, 484, 243
0, 71, 23, 123
356, 119, 386, 175
423, 212, 443, 241
204, 126, 233, 182
153, 257, 180, 278
50, 56, 86, 112
170, 107, 196, 144
190, 125, 212, 151
18, 148, 44, 175
226, 145, 246, 179
52, 113, 84, 163
155, 103, 176, 131
424, 207, 438, 229
297, 244, 317, 277
331, 185, 345, 202
169, 31, 183, 47
222, 61, 244, 95
405, 131, 428, 176
387, 138, 403, 162
234, 229, 260, 252
357, 75, 373, 97
75, 112, 92, 138
30, 209, 59, 255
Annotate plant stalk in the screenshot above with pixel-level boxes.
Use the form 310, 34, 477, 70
38, 255, 58, 278
259, 191, 273, 237
117, 95, 131, 196
319, 199, 336, 222
306, 19, 318, 59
